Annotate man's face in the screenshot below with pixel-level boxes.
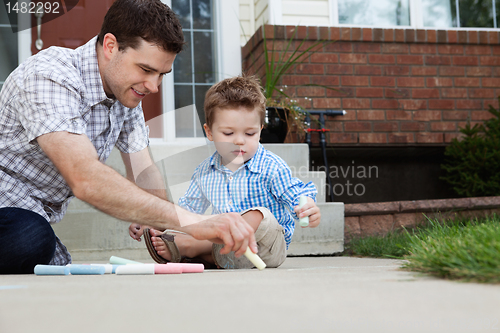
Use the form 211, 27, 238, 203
204, 107, 263, 172
101, 37, 176, 108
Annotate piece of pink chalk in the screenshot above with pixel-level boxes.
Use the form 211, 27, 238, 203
154, 264, 183, 274
167, 263, 204, 273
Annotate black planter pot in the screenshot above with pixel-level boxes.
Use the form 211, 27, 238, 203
260, 107, 288, 143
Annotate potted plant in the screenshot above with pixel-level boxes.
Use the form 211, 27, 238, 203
251, 26, 336, 143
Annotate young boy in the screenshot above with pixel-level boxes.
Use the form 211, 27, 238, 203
130, 76, 321, 268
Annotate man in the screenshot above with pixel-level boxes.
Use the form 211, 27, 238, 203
0, 0, 256, 274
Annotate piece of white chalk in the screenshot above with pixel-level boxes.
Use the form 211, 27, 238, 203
244, 247, 266, 270
298, 196, 309, 227
90, 264, 114, 274
116, 264, 155, 275
109, 256, 143, 265
34, 265, 70, 275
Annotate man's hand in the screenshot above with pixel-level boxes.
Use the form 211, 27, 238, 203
294, 196, 321, 228
180, 212, 257, 257
129, 223, 145, 241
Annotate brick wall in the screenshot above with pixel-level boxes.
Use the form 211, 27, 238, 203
242, 25, 500, 145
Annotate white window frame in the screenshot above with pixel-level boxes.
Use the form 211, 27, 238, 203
155, 0, 242, 145
328, 0, 500, 31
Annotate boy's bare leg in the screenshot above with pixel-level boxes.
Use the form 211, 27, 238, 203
150, 210, 263, 261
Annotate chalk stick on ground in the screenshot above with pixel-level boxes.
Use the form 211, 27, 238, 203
34, 265, 70, 276
69, 264, 105, 275
109, 256, 143, 265
244, 247, 266, 270
298, 196, 309, 227
166, 263, 204, 273
115, 264, 183, 275
90, 264, 114, 274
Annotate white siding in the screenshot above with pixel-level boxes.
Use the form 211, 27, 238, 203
239, 0, 255, 45
282, 0, 330, 26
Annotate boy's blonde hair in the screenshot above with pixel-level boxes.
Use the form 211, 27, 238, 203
204, 76, 266, 129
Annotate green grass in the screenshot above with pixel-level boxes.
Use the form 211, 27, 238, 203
345, 214, 500, 283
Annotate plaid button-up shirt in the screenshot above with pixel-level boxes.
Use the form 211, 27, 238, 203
178, 144, 317, 247
0, 37, 149, 264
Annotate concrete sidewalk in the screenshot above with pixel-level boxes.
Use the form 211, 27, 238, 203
1, 257, 499, 333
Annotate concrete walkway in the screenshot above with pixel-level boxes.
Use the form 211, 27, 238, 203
1, 257, 499, 333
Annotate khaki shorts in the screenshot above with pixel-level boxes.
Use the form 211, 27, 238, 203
241, 207, 287, 268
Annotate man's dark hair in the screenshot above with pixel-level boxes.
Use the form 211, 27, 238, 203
98, 0, 184, 54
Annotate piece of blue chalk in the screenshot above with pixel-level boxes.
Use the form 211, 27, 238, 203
69, 264, 105, 275
34, 265, 70, 276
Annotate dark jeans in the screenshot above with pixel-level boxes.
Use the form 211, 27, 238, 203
0, 207, 56, 274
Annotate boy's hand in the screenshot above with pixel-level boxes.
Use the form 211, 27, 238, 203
129, 223, 145, 241
294, 197, 321, 228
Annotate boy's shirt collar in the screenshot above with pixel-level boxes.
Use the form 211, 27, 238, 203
210, 143, 265, 174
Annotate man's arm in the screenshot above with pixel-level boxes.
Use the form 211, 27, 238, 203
36, 131, 257, 256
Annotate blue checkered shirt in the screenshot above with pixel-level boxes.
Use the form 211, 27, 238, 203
178, 144, 317, 247
0, 36, 149, 264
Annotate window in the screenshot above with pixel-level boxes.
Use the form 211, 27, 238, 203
172, 0, 216, 138
422, 0, 500, 28
338, 0, 410, 27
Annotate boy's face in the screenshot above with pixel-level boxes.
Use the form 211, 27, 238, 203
101, 34, 175, 108
204, 107, 263, 172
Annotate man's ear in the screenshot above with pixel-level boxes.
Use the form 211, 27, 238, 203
102, 33, 119, 60
203, 123, 213, 141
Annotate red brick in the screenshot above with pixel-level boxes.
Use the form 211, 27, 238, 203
437, 45, 464, 54
341, 27, 351, 41
343, 99, 371, 109
329, 133, 358, 143
427, 30, 437, 43
325, 42, 352, 53
354, 43, 381, 53
372, 99, 399, 109
282, 75, 311, 86
401, 122, 426, 131
458, 31, 467, 43
471, 111, 496, 120
341, 76, 369, 86
468, 31, 479, 44
388, 133, 415, 143
482, 78, 500, 87
369, 54, 396, 64
454, 78, 481, 87
411, 67, 437, 76
425, 55, 451, 65
445, 133, 463, 142
385, 66, 410, 76
325, 121, 344, 132
310, 53, 338, 63
357, 110, 385, 120
345, 121, 372, 131
326, 87, 353, 97
308, 26, 319, 40
344, 216, 361, 239
319, 26, 329, 40
311, 76, 340, 86
359, 214, 395, 236
297, 87, 326, 97
413, 111, 442, 121
371, 77, 396, 87
410, 44, 436, 54
429, 100, 455, 110
384, 29, 395, 42
412, 89, 440, 99
340, 54, 367, 64
355, 65, 382, 75
417, 29, 427, 42
296, 64, 325, 75
426, 78, 453, 87
397, 77, 425, 87
356, 88, 384, 98
465, 45, 491, 55
448, 30, 458, 43
400, 100, 427, 110
453, 56, 479, 66
330, 27, 340, 41
362, 28, 372, 42
479, 31, 489, 44
417, 133, 444, 143
397, 55, 424, 65
443, 111, 469, 120
456, 100, 482, 110
469, 89, 496, 99
441, 88, 467, 98
325, 64, 353, 75
359, 133, 388, 144
489, 31, 499, 44
313, 98, 342, 109
431, 122, 457, 131
395, 29, 405, 42
382, 44, 409, 53
480, 56, 500, 65
373, 122, 398, 131
467, 67, 492, 76
439, 67, 465, 76
387, 110, 412, 120
385, 88, 410, 98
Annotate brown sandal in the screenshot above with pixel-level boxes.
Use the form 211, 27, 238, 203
143, 228, 183, 264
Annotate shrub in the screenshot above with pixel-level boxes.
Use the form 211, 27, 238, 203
441, 97, 500, 197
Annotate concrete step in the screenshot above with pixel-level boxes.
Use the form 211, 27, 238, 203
53, 200, 344, 262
